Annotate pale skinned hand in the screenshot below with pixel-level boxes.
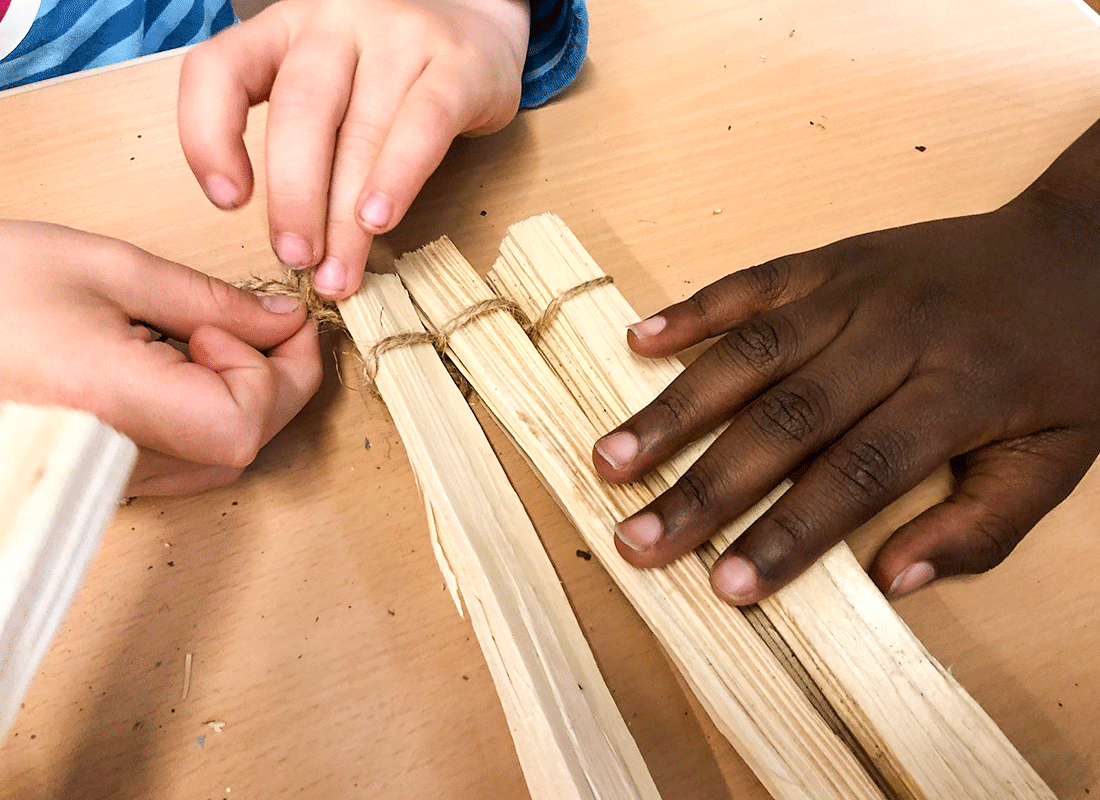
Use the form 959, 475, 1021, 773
594, 119, 1100, 605
0, 221, 323, 495
178, 0, 531, 301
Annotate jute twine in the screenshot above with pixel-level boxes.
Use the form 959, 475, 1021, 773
237, 271, 613, 399
236, 271, 344, 329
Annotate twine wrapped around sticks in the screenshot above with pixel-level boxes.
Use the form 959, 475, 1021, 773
524, 275, 613, 344
237, 271, 614, 397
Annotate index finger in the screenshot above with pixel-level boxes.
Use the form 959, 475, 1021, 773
178, 12, 287, 209
625, 251, 839, 359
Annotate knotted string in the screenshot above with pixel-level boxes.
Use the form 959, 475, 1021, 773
237, 272, 614, 398
235, 271, 344, 329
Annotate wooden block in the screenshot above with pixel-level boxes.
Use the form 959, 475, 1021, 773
0, 403, 136, 735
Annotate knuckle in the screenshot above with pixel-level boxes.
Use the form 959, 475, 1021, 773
825, 433, 904, 507
95, 238, 159, 285
750, 509, 815, 581
720, 315, 787, 374
415, 84, 464, 132
219, 416, 267, 469
194, 272, 244, 322
686, 283, 722, 322
267, 183, 323, 212
672, 461, 724, 513
336, 115, 388, 156
180, 41, 215, 75
96, 236, 143, 270
746, 256, 794, 304
201, 364, 277, 469
394, 5, 445, 43
747, 380, 828, 445
648, 387, 696, 428
272, 80, 323, 121
964, 509, 1022, 574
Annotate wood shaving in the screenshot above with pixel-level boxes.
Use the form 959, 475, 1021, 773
180, 653, 193, 701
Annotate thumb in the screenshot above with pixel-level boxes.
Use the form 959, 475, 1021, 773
103, 241, 308, 352
871, 430, 1098, 597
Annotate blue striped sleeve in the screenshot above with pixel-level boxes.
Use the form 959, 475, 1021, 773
0, 0, 235, 91
521, 0, 587, 108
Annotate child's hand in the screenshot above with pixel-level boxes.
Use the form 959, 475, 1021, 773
594, 119, 1100, 604
0, 221, 323, 496
178, 0, 531, 300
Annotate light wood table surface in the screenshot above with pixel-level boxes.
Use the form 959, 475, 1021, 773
3, 1, 1100, 798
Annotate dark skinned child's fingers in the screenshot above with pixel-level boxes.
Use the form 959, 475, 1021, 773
625, 250, 839, 358
870, 429, 1100, 597
611, 324, 917, 568
706, 376, 981, 604
595, 291, 857, 482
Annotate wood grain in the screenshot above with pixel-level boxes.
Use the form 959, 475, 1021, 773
397, 237, 883, 800
0, 404, 136, 736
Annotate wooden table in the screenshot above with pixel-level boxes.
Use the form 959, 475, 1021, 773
2, 1, 1099, 798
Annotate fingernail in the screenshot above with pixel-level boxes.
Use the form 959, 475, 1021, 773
711, 556, 758, 603
595, 431, 639, 470
258, 294, 301, 314
359, 193, 393, 232
615, 512, 662, 551
205, 174, 239, 208
275, 233, 314, 267
628, 315, 667, 339
312, 256, 346, 297
888, 561, 936, 598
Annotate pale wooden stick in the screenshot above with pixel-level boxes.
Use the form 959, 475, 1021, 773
397, 240, 884, 800
489, 212, 1055, 800
0, 403, 136, 735
337, 275, 662, 800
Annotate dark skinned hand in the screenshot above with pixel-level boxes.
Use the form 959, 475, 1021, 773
593, 117, 1100, 605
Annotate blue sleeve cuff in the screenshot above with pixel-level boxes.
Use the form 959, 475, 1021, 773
520, 0, 588, 108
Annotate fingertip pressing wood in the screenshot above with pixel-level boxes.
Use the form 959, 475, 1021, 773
337, 273, 663, 800
0, 403, 137, 735
396, 239, 884, 800
488, 212, 1055, 800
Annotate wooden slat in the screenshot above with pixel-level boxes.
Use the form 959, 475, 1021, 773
337, 275, 662, 800
0, 403, 136, 735
396, 238, 885, 800
487, 212, 1056, 800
